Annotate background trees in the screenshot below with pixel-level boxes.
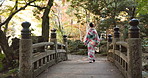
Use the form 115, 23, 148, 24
0, 0, 54, 71
69, 0, 147, 40
0, 0, 37, 70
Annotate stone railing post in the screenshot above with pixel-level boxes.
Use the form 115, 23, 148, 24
50, 29, 57, 50
107, 34, 112, 51
127, 19, 142, 78
113, 26, 120, 62
107, 34, 112, 61
19, 22, 32, 78
50, 29, 57, 62
63, 35, 68, 60
108, 34, 112, 43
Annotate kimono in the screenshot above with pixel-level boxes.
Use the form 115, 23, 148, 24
84, 28, 100, 62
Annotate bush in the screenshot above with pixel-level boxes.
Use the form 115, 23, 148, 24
68, 40, 108, 55
0, 68, 19, 78
68, 40, 87, 53
97, 40, 107, 56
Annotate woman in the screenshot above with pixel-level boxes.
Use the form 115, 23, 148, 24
84, 23, 100, 63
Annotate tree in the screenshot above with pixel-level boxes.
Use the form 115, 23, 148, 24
70, 0, 138, 27
0, 0, 36, 69
0, 0, 54, 70
41, 0, 54, 42
136, 0, 148, 15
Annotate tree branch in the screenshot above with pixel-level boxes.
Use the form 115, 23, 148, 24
0, 0, 5, 7
29, 4, 46, 10
0, 0, 36, 27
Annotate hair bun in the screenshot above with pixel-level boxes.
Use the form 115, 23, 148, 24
89, 23, 94, 27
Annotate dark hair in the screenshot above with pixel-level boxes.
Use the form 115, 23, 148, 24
89, 23, 94, 27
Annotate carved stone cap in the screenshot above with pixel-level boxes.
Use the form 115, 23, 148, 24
51, 28, 57, 32
63, 35, 67, 42
108, 34, 112, 42
128, 19, 140, 38
108, 34, 112, 37
114, 26, 119, 31
21, 21, 31, 39
129, 18, 139, 26
63, 35, 67, 38
50, 28, 56, 39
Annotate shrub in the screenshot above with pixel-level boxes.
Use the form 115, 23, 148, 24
68, 40, 87, 52
0, 53, 5, 71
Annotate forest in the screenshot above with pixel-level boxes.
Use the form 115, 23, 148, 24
0, 0, 148, 77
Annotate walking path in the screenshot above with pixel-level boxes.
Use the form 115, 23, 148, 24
37, 54, 125, 78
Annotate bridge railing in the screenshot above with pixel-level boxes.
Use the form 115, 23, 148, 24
19, 22, 68, 78
107, 19, 142, 78
108, 41, 128, 77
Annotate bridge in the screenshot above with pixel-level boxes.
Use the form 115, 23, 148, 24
19, 19, 145, 78
36, 54, 124, 78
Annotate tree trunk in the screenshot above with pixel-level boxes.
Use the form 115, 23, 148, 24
0, 30, 15, 69
42, 0, 54, 42
0, 0, 36, 71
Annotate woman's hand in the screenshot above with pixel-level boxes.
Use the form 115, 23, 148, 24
84, 42, 87, 45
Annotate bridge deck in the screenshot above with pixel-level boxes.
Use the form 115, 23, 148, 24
36, 54, 125, 78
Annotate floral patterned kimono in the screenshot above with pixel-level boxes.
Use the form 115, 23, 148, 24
84, 28, 100, 62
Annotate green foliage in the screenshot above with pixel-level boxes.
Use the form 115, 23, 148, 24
100, 18, 115, 29
138, 14, 148, 44
68, 40, 78, 52
69, 0, 138, 32
70, 0, 136, 17
99, 41, 107, 55
68, 40, 87, 53
68, 40, 108, 55
136, 0, 148, 15
139, 14, 148, 25
8, 68, 19, 75
74, 49, 87, 55
0, 53, 5, 71
0, 68, 19, 78
97, 41, 107, 48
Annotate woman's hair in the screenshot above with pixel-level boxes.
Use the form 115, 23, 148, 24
89, 22, 94, 27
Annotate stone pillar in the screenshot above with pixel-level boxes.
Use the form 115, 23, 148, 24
19, 22, 32, 78
107, 34, 112, 51
107, 34, 112, 61
50, 29, 57, 62
63, 35, 68, 60
37, 36, 45, 52
101, 34, 105, 40
127, 19, 142, 78
108, 34, 112, 42
114, 26, 120, 38
50, 29, 57, 50
113, 26, 120, 62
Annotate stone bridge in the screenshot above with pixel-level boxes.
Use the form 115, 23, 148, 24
19, 19, 147, 78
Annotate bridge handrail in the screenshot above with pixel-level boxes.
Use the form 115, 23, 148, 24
116, 41, 128, 48
107, 19, 142, 78
57, 42, 65, 46
32, 50, 55, 63
108, 43, 128, 77
19, 22, 68, 78
32, 42, 54, 48
114, 50, 128, 62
